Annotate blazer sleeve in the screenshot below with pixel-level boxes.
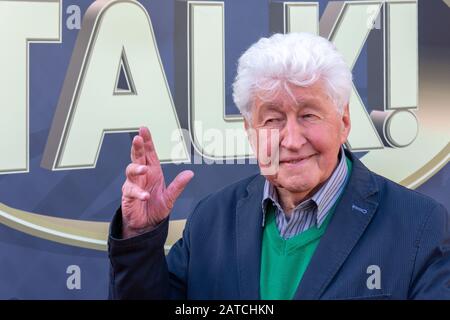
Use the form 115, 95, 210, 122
108, 202, 199, 300
408, 203, 450, 299
108, 207, 171, 299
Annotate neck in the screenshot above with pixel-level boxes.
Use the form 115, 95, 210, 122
275, 185, 321, 216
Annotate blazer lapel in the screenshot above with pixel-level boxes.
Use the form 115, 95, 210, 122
236, 174, 265, 299
294, 153, 380, 300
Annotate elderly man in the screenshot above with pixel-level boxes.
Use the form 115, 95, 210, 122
108, 33, 450, 299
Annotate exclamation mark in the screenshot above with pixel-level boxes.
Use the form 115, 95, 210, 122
371, 1, 419, 148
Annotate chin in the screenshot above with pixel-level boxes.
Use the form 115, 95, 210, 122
271, 173, 317, 193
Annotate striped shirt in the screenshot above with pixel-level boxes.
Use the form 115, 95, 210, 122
261, 147, 349, 239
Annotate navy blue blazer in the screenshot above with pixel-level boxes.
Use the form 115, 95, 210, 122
108, 151, 450, 299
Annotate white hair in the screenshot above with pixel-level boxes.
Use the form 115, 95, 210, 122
232, 32, 353, 119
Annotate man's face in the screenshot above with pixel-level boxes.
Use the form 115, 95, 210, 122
245, 81, 351, 197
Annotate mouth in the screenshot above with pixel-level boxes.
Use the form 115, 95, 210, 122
280, 154, 315, 166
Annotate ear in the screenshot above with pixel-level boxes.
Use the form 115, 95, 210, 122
244, 117, 257, 153
340, 104, 351, 144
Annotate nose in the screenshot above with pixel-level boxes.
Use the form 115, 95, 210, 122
280, 117, 306, 151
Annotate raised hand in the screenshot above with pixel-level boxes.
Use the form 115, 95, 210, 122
121, 127, 194, 239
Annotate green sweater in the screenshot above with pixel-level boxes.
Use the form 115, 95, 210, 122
260, 158, 352, 300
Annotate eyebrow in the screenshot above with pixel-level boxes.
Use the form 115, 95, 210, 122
259, 104, 282, 112
259, 97, 321, 113
256, 104, 283, 120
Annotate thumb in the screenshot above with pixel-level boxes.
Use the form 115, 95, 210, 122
164, 170, 194, 208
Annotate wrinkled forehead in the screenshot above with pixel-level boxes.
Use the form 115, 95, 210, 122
250, 81, 332, 115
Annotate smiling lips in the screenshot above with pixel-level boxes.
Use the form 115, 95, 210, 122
280, 154, 315, 165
